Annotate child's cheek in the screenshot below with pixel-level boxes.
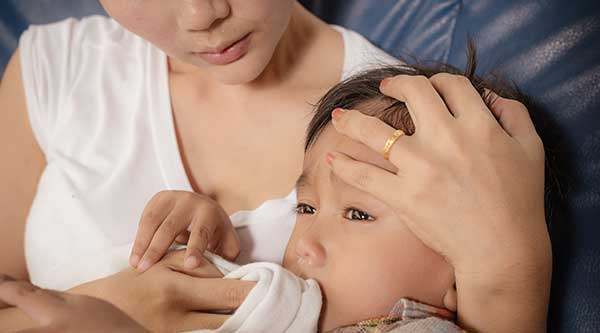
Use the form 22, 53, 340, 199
331, 241, 404, 318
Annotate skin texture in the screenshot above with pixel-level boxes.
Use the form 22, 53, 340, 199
0, 1, 550, 331
0, 1, 342, 329
103, 0, 343, 273
0, 1, 341, 329
0, 274, 148, 333
130, 190, 241, 273
327, 74, 551, 332
0, 74, 550, 332
100, 0, 295, 85
0, 252, 251, 332
0, 126, 454, 332
281, 124, 455, 331
101, 0, 343, 217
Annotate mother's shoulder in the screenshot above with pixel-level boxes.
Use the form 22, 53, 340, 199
331, 25, 401, 80
22, 15, 150, 54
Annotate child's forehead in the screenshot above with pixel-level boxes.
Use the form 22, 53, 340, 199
302, 124, 397, 180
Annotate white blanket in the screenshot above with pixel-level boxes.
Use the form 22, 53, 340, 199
193, 253, 322, 333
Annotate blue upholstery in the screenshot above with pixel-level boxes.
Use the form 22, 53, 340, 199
1, 1, 599, 331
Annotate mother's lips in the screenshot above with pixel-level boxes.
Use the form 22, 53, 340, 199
190, 33, 252, 65
195, 33, 251, 55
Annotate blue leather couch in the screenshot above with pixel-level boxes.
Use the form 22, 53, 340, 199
1, 1, 599, 331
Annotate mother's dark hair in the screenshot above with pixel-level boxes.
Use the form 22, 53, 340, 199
305, 45, 564, 224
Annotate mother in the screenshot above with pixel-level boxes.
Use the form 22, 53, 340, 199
1, 0, 376, 287
0, 0, 551, 332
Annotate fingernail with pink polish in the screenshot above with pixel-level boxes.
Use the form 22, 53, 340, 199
380, 77, 391, 89
326, 152, 335, 166
331, 108, 346, 122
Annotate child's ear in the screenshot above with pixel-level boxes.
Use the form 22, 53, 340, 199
443, 283, 457, 312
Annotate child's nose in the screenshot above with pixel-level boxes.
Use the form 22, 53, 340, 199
178, 0, 231, 32
295, 223, 326, 268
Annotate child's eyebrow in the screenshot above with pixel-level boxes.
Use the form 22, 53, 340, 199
295, 172, 311, 189
295, 169, 347, 190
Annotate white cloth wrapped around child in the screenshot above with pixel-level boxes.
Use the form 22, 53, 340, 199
82, 244, 322, 332
192, 252, 322, 333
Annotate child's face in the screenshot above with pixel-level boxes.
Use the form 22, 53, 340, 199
282, 123, 454, 331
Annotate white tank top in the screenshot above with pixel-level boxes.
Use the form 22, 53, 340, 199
19, 16, 398, 291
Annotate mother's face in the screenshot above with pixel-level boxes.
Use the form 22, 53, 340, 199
100, 0, 295, 84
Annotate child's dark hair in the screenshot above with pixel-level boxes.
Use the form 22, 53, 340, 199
305, 45, 564, 224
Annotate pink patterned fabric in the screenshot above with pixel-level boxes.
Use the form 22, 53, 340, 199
328, 298, 464, 333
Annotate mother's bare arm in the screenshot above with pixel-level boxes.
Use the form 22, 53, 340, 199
0, 307, 33, 331
0, 49, 47, 281
0, 275, 149, 332
0, 294, 229, 332
0, 252, 251, 332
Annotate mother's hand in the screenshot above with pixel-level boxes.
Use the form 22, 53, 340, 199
70, 250, 255, 332
0, 274, 148, 333
327, 74, 550, 332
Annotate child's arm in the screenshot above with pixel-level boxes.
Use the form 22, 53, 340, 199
130, 190, 240, 272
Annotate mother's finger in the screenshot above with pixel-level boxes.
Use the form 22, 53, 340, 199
131, 192, 175, 267
180, 313, 230, 332
138, 206, 192, 272
185, 215, 219, 269
429, 73, 495, 122
331, 108, 415, 166
0, 274, 16, 309
162, 250, 224, 278
173, 275, 256, 311
0, 280, 64, 324
488, 91, 537, 138
380, 74, 454, 129
327, 151, 405, 208
488, 91, 544, 160
15, 327, 53, 333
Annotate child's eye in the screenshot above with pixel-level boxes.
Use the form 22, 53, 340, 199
344, 208, 375, 222
296, 203, 316, 215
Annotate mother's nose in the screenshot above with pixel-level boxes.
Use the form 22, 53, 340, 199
178, 0, 231, 32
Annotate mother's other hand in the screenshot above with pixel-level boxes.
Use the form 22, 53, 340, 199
70, 250, 255, 332
327, 74, 550, 332
0, 274, 148, 333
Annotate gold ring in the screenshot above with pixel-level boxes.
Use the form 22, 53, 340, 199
382, 129, 405, 160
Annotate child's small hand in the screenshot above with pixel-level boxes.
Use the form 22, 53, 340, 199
129, 190, 240, 272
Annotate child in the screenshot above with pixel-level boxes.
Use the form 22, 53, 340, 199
130, 58, 557, 332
